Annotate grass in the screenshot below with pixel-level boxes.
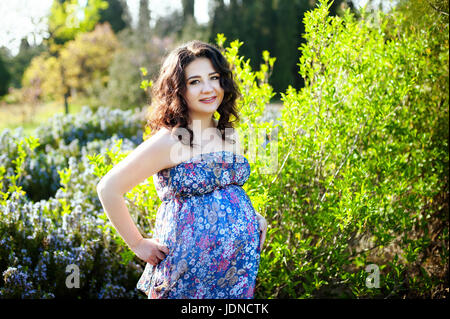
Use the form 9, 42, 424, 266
0, 100, 85, 137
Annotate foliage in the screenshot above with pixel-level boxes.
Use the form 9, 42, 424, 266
98, 0, 129, 33
252, 0, 448, 298
47, 0, 109, 48
209, 0, 354, 93
0, 54, 10, 97
22, 24, 119, 103
0, 106, 144, 202
215, 33, 278, 210
21, 53, 64, 102
0, 107, 147, 298
59, 23, 120, 97
97, 30, 170, 110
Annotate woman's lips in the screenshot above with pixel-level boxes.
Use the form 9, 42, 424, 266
199, 96, 217, 103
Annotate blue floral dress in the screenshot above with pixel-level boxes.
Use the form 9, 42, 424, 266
136, 150, 261, 299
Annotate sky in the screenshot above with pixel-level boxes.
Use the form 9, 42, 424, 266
0, 0, 394, 56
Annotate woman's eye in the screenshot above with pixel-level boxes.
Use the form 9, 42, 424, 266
188, 76, 219, 85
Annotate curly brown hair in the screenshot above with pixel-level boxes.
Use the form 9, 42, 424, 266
144, 40, 241, 148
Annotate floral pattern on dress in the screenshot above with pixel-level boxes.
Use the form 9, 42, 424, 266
136, 151, 261, 299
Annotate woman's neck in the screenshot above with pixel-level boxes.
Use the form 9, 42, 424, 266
188, 116, 217, 133
189, 117, 221, 149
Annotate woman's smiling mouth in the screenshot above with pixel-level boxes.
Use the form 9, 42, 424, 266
199, 96, 217, 103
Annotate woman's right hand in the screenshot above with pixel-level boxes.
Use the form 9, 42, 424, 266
131, 238, 170, 266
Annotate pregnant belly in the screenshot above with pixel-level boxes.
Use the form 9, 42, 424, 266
155, 186, 258, 255
148, 187, 260, 298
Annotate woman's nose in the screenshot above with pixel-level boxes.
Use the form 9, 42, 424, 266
201, 81, 213, 92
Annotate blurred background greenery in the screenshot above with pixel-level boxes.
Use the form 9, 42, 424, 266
0, 0, 389, 133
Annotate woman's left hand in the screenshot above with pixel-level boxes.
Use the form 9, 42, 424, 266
255, 212, 268, 252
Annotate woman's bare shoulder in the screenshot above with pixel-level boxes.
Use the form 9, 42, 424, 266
97, 127, 181, 194
149, 127, 178, 144
148, 126, 178, 143
145, 127, 187, 168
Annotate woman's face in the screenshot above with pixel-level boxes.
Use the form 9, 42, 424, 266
183, 57, 224, 117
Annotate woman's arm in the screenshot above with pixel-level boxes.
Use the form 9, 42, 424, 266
96, 129, 176, 264
96, 189, 144, 250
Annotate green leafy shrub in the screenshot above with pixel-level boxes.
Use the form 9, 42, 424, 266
0, 129, 147, 298
0, 108, 149, 298
0, 106, 144, 202
34, 106, 144, 150
252, 0, 448, 298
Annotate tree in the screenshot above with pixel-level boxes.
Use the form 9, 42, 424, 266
23, 24, 119, 104
0, 53, 11, 97
209, 0, 357, 94
4, 39, 46, 89
46, 0, 108, 114
177, 0, 210, 43
209, 0, 226, 33
48, 0, 108, 48
22, 53, 64, 102
153, 10, 184, 38
98, 0, 128, 33
59, 23, 120, 96
119, 0, 132, 29
182, 0, 195, 24
99, 16, 175, 110
137, 0, 151, 35
272, 0, 303, 92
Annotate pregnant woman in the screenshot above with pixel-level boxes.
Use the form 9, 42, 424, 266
97, 40, 268, 299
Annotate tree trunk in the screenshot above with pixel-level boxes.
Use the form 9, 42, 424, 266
64, 92, 69, 114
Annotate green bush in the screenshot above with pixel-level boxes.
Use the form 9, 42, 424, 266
0, 106, 144, 202
0, 114, 147, 298
250, 0, 448, 298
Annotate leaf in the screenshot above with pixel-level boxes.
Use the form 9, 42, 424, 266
140, 67, 148, 76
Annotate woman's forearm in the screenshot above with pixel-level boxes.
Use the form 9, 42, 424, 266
97, 187, 143, 249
